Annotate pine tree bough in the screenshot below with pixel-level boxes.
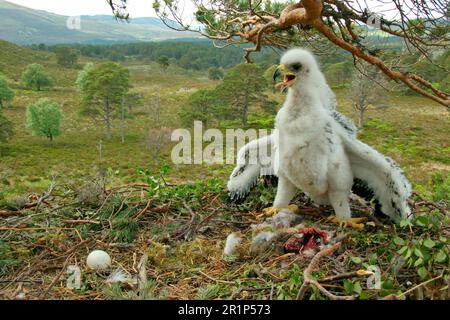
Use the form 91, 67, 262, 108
312, 20, 450, 107
108, 0, 449, 108
239, 0, 449, 107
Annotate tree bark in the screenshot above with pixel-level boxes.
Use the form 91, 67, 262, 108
359, 107, 365, 128
242, 104, 248, 126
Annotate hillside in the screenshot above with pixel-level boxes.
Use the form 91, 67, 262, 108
0, 40, 86, 87
0, 0, 199, 45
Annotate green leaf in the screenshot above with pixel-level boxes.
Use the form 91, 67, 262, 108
359, 291, 370, 300
368, 253, 378, 265
353, 282, 362, 295
350, 256, 362, 264
423, 239, 435, 249
435, 250, 447, 263
413, 258, 423, 267
381, 279, 394, 290
421, 249, 432, 262
159, 164, 171, 175
398, 246, 408, 255
404, 248, 412, 259
414, 248, 424, 259
393, 237, 405, 246
400, 219, 411, 228
343, 280, 354, 294
417, 267, 428, 280
415, 216, 428, 227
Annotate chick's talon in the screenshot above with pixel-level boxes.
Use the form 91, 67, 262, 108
261, 207, 281, 216
286, 204, 301, 214
262, 204, 300, 216
327, 216, 367, 230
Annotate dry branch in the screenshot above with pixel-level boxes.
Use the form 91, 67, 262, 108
62, 219, 102, 225
395, 273, 444, 299
297, 242, 356, 300
133, 199, 152, 220
0, 210, 23, 218
40, 253, 74, 299
34, 178, 57, 212
319, 269, 374, 282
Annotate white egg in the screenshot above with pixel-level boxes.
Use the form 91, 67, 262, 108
86, 250, 111, 270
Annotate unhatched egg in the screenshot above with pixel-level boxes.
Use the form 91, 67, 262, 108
86, 250, 111, 270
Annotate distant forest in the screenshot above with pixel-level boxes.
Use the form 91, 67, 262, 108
31, 40, 283, 70
28, 39, 448, 94
30, 39, 357, 77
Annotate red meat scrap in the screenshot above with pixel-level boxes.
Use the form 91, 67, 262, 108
284, 227, 329, 254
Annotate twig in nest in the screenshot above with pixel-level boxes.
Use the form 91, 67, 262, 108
230, 286, 272, 299
173, 200, 200, 240
319, 269, 374, 282
108, 183, 151, 191
36, 240, 89, 298
133, 199, 152, 220
198, 270, 234, 284
298, 206, 329, 216
297, 242, 355, 300
0, 226, 75, 231
0, 210, 23, 218
265, 253, 296, 266
110, 190, 133, 219
0, 279, 44, 284
21, 179, 57, 211
393, 273, 444, 299
212, 219, 254, 225
197, 207, 220, 229
62, 219, 102, 225
412, 192, 448, 216
35, 178, 57, 212
95, 191, 114, 214
40, 253, 74, 299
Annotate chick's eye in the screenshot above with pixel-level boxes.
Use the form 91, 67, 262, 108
292, 63, 302, 71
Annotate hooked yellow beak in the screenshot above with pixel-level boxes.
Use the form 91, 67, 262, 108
273, 64, 297, 90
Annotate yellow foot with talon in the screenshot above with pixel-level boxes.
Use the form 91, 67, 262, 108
262, 204, 300, 216
326, 216, 367, 230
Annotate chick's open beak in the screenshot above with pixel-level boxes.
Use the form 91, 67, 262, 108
273, 64, 297, 91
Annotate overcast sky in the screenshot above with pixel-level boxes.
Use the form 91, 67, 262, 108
5, 0, 195, 18
5, 1, 432, 24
